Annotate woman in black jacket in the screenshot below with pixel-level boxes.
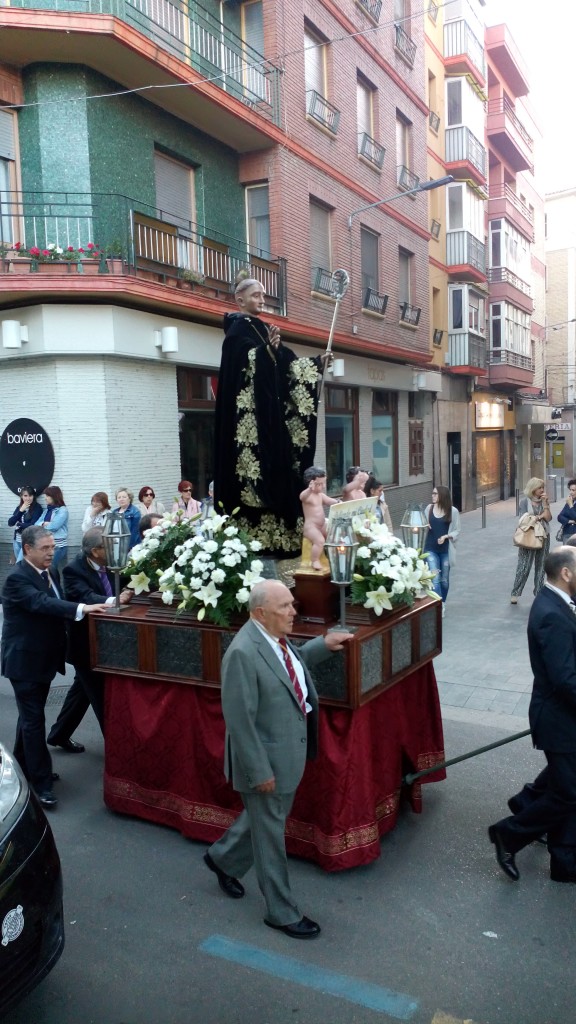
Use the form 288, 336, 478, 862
557, 479, 576, 542
8, 485, 43, 561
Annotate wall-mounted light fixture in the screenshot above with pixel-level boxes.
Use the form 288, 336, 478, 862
2, 320, 29, 349
330, 358, 345, 378
154, 326, 179, 354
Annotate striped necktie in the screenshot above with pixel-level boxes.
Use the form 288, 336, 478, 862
278, 637, 306, 713
98, 567, 113, 598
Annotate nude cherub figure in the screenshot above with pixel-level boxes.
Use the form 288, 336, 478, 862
342, 466, 370, 501
299, 466, 338, 570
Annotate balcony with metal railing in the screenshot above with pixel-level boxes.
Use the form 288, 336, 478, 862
394, 24, 417, 67
488, 184, 534, 242
487, 267, 534, 315
358, 132, 385, 170
0, 191, 287, 314
446, 230, 486, 280
397, 165, 419, 191
306, 90, 341, 134
399, 302, 421, 326
429, 110, 440, 134
445, 126, 486, 183
362, 288, 388, 316
0, 0, 283, 142
489, 346, 534, 387
447, 332, 486, 370
487, 97, 534, 173
444, 18, 486, 83
355, 0, 382, 22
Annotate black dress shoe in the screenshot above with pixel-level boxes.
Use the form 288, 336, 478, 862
488, 825, 519, 881
264, 916, 321, 939
36, 791, 58, 809
203, 852, 245, 899
47, 738, 85, 753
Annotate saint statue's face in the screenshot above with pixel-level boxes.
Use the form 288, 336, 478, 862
238, 283, 265, 316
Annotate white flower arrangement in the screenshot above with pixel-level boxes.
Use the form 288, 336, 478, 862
126, 509, 265, 626
350, 519, 439, 615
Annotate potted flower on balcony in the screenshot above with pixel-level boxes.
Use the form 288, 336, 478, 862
4, 241, 33, 274
178, 267, 208, 293
76, 242, 103, 275
104, 240, 126, 275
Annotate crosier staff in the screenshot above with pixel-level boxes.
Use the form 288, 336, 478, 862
318, 268, 350, 403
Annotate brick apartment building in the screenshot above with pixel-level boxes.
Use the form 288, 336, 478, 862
0, 0, 546, 557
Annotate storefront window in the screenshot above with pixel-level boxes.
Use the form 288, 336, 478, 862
372, 390, 397, 485
177, 368, 216, 499
325, 386, 358, 495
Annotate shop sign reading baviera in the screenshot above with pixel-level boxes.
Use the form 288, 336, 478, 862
0, 418, 55, 495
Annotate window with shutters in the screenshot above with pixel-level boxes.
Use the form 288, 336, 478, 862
361, 227, 379, 293
408, 419, 424, 476
154, 150, 196, 268
304, 24, 326, 96
309, 198, 332, 291
398, 247, 412, 305
0, 109, 17, 246
240, 1, 268, 102
246, 184, 270, 257
357, 79, 372, 147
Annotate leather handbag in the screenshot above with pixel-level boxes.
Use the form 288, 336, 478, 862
513, 513, 547, 549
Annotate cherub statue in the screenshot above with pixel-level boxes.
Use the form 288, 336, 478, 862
299, 466, 338, 571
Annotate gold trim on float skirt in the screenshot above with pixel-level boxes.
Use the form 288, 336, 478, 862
105, 776, 238, 829
416, 749, 445, 771
286, 789, 401, 857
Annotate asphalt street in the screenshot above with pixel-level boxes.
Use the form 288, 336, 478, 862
1, 495, 574, 1024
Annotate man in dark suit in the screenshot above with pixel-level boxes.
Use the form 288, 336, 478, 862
489, 546, 576, 881
204, 579, 352, 938
1, 525, 108, 808
46, 527, 132, 749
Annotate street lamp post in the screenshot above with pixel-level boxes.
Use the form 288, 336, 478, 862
347, 175, 454, 229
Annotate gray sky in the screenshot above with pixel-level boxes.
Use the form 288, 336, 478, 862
484, 0, 575, 193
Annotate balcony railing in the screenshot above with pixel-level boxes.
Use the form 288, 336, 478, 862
399, 302, 421, 326
394, 24, 417, 67
312, 266, 336, 297
430, 219, 441, 239
362, 287, 388, 316
0, 190, 287, 313
489, 184, 533, 223
358, 132, 385, 169
306, 90, 341, 134
488, 97, 534, 152
445, 126, 486, 177
433, 328, 444, 346
356, 0, 382, 21
489, 348, 532, 371
487, 267, 532, 298
397, 165, 419, 191
447, 230, 486, 274
0, 0, 282, 125
448, 332, 486, 369
427, 0, 438, 24
429, 110, 440, 133
444, 19, 486, 80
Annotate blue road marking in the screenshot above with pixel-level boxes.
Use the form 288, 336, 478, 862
200, 934, 419, 1020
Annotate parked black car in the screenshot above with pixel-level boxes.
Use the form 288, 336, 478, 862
0, 741, 64, 1016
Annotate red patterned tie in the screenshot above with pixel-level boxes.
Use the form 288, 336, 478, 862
278, 637, 306, 713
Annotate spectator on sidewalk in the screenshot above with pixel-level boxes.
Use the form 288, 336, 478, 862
424, 485, 460, 618
364, 475, 393, 531
511, 478, 552, 604
136, 485, 166, 517
37, 486, 69, 576
172, 480, 201, 519
8, 485, 43, 562
81, 491, 110, 533
113, 487, 141, 550
557, 479, 576, 543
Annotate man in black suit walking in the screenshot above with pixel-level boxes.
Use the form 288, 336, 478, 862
46, 527, 132, 749
488, 546, 576, 881
1, 525, 108, 808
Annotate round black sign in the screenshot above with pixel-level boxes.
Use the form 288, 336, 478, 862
0, 418, 55, 496
546, 428, 559, 441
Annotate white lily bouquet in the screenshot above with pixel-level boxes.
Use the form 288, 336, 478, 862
349, 519, 438, 615
127, 510, 265, 627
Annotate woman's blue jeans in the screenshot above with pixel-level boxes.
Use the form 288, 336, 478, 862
426, 549, 450, 602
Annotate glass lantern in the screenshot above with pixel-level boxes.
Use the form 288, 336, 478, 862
325, 518, 359, 631
101, 510, 132, 612
400, 503, 429, 551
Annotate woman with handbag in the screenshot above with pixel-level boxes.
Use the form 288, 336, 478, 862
557, 478, 576, 543
510, 478, 552, 604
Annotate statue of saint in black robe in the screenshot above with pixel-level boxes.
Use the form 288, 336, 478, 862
214, 312, 322, 557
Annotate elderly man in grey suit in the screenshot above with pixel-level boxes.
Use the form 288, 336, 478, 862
204, 579, 352, 939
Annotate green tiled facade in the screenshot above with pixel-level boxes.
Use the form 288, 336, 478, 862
19, 65, 245, 252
